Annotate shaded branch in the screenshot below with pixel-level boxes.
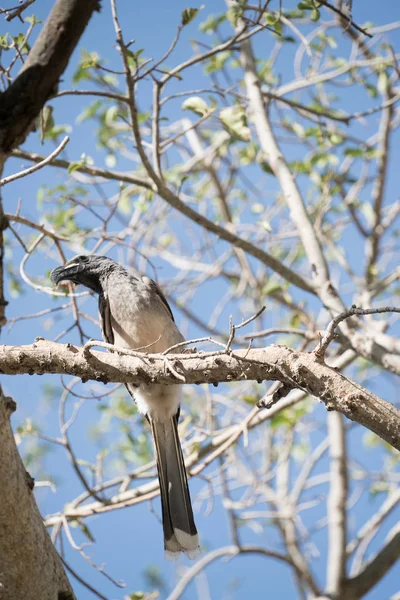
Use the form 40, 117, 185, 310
317, 0, 372, 38
0, 388, 75, 599
0, 0, 101, 153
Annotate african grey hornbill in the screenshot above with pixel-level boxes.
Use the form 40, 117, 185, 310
51, 255, 200, 559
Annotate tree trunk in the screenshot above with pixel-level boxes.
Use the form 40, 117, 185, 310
0, 388, 75, 600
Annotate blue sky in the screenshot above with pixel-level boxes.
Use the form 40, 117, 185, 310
2, 1, 400, 599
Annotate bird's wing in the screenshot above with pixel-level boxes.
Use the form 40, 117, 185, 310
98, 291, 114, 344
99, 290, 137, 403
141, 276, 175, 322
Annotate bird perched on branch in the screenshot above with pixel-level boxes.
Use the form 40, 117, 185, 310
51, 254, 199, 559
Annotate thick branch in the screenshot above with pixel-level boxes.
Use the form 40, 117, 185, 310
0, 0, 101, 153
326, 413, 348, 597
0, 339, 399, 449
344, 526, 400, 598
231, 0, 342, 314
0, 388, 75, 599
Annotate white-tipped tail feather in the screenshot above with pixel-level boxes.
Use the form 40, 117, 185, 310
165, 530, 201, 561
151, 417, 200, 559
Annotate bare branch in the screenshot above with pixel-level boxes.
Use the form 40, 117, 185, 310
344, 525, 400, 598
0, 339, 398, 449
4, 0, 36, 22
346, 488, 400, 556
317, 0, 372, 38
326, 413, 348, 596
314, 305, 400, 360
0, 136, 69, 187
231, 0, 343, 315
166, 545, 300, 600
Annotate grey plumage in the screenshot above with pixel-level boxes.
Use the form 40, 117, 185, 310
51, 255, 199, 559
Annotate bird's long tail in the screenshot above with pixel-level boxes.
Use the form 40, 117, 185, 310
151, 416, 200, 560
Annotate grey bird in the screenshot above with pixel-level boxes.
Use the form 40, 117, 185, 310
51, 255, 199, 559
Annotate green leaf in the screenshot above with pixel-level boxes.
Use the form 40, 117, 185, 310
67, 161, 84, 175
181, 7, 201, 26
126, 48, 144, 63
344, 148, 364, 158
329, 133, 343, 145
265, 13, 277, 25
77, 99, 103, 124
79, 522, 96, 543
292, 122, 305, 138
204, 50, 231, 74
251, 202, 264, 214
227, 4, 244, 26
297, 1, 313, 9
366, 83, 378, 98
137, 111, 150, 124
310, 8, 320, 21
200, 13, 226, 33
260, 161, 274, 174
105, 154, 116, 168
262, 280, 282, 296
35, 105, 54, 144
219, 105, 250, 141
182, 96, 209, 116
25, 15, 41, 24
81, 51, 100, 69
360, 203, 375, 228
0, 34, 9, 49
377, 71, 389, 95
259, 220, 272, 232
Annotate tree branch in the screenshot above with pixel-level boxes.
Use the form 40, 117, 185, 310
231, 0, 343, 315
317, 0, 372, 38
326, 412, 348, 597
0, 136, 69, 187
0, 339, 399, 449
0, 388, 75, 599
10, 145, 315, 294
0, 0, 101, 153
344, 525, 400, 598
346, 488, 400, 556
166, 545, 301, 600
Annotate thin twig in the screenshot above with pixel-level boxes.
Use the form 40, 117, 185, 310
314, 305, 400, 360
0, 136, 69, 187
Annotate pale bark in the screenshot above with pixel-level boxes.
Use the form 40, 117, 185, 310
326, 413, 348, 597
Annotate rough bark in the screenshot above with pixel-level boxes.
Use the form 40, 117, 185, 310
0, 387, 75, 600
0, 2, 101, 597
0, 339, 398, 450
0, 0, 101, 154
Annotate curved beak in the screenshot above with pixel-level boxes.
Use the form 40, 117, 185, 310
50, 262, 81, 286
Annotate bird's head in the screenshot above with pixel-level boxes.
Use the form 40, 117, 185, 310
50, 255, 117, 293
